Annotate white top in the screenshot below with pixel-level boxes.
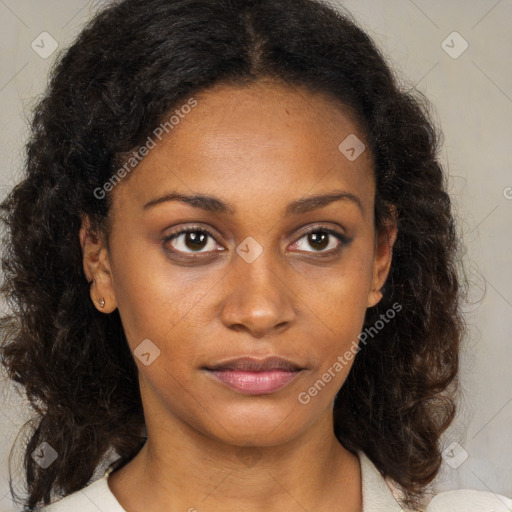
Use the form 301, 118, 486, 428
41, 451, 512, 512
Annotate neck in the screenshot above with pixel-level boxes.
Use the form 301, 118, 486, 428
109, 408, 362, 512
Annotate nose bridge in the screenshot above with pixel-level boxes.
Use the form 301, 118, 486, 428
219, 240, 296, 336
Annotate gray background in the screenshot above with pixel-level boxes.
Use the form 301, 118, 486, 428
0, 0, 511, 510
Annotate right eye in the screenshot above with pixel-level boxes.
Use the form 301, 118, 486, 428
163, 227, 224, 256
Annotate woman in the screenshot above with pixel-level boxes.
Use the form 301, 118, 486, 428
1, 0, 510, 510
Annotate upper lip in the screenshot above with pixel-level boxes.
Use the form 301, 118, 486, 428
205, 356, 304, 372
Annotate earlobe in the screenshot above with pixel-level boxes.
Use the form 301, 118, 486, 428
88, 279, 114, 312
80, 215, 117, 313
367, 288, 383, 308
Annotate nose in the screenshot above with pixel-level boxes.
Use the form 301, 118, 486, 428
219, 249, 297, 338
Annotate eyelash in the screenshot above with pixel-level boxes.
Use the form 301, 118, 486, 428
163, 225, 350, 258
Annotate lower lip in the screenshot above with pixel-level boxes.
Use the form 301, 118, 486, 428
206, 369, 302, 395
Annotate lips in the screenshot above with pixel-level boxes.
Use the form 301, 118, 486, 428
204, 356, 305, 395
206, 356, 303, 372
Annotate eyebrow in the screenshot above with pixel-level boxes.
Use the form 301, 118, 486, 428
143, 190, 363, 216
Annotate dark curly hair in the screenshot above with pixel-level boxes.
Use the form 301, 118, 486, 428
0, 0, 468, 509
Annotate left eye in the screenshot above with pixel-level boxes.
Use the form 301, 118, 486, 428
291, 228, 347, 253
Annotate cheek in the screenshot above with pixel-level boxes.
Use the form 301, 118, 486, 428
108, 235, 198, 349
295, 239, 374, 374
297, 238, 374, 320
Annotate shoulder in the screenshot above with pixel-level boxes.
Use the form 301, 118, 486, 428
40, 472, 126, 512
425, 489, 512, 512
358, 450, 511, 512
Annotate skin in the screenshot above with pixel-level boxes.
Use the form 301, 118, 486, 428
80, 79, 397, 512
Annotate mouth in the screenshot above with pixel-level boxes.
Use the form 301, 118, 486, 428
203, 356, 305, 395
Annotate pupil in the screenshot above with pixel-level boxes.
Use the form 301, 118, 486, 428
309, 232, 328, 250
186, 231, 207, 251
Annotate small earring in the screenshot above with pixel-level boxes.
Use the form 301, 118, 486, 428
99, 298, 105, 308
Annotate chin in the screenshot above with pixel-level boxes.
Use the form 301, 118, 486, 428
199, 404, 311, 447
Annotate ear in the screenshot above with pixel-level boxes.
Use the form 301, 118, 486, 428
367, 208, 398, 308
79, 214, 117, 313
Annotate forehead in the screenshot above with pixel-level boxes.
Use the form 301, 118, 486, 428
111, 80, 375, 220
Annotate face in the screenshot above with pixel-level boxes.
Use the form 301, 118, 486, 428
80, 80, 396, 448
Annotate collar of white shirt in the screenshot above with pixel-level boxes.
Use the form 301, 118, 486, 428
42, 450, 512, 512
